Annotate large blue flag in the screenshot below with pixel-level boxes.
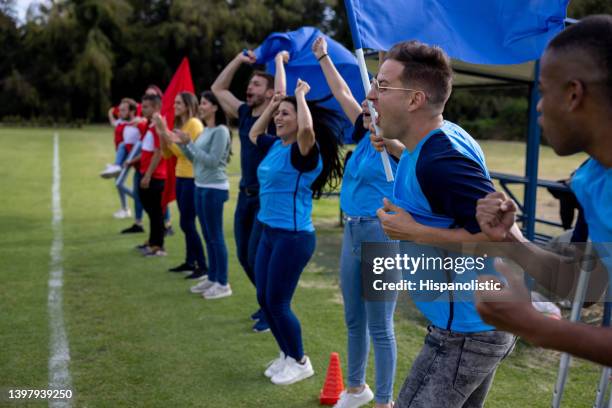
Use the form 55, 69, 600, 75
344, 0, 568, 64
254, 26, 366, 143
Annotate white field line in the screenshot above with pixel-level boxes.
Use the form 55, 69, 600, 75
48, 132, 73, 407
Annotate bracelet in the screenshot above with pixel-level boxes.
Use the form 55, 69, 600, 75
317, 53, 329, 62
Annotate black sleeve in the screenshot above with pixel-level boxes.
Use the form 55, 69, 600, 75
256, 134, 277, 155
290, 143, 320, 172
351, 113, 368, 143
417, 135, 495, 234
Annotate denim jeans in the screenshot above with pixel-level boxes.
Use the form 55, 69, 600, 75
114, 142, 128, 166
195, 187, 229, 285
176, 177, 206, 269
115, 142, 143, 221
395, 326, 515, 408
233, 191, 262, 286
340, 216, 398, 403
255, 225, 315, 360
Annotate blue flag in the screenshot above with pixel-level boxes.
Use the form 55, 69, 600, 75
254, 26, 366, 143
344, 0, 568, 64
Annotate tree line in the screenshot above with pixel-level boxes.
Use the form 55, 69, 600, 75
1, 0, 610, 139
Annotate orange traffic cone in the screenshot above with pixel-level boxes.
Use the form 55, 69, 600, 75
319, 352, 344, 405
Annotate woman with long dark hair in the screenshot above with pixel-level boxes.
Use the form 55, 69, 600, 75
248, 62, 343, 385
170, 91, 233, 299
153, 92, 208, 274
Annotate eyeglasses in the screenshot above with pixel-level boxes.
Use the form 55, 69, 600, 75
371, 77, 422, 94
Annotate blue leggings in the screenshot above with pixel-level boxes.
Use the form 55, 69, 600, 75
255, 225, 315, 360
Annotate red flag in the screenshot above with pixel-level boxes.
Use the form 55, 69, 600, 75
161, 57, 195, 208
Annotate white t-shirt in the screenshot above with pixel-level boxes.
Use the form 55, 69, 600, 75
123, 125, 141, 145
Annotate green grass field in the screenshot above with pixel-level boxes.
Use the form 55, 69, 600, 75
0, 126, 599, 407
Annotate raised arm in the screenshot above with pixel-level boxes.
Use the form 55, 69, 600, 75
211, 50, 256, 119
295, 80, 315, 156
108, 107, 118, 126
274, 51, 289, 95
249, 93, 283, 145
312, 36, 361, 124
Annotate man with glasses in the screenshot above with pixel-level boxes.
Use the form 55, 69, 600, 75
368, 41, 514, 408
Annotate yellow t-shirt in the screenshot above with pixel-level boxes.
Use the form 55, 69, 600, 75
163, 117, 204, 178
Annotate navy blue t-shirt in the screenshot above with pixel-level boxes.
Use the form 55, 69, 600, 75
238, 103, 276, 190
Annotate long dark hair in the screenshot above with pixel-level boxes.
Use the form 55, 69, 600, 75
281, 96, 343, 199
201, 90, 233, 162
174, 91, 199, 130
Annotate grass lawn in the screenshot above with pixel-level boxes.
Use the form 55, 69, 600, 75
0, 126, 598, 407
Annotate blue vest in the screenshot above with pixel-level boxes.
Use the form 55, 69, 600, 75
340, 132, 397, 216
393, 121, 495, 332
257, 140, 323, 232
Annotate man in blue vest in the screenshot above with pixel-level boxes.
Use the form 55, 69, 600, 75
368, 40, 514, 408
475, 15, 612, 367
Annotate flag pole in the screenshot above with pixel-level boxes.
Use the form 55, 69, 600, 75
344, 0, 394, 182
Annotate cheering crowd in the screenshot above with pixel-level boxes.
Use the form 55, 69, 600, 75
97, 16, 612, 408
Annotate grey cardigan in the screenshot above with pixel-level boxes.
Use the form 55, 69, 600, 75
180, 125, 231, 186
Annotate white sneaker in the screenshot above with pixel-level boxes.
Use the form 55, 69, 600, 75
203, 283, 232, 299
333, 385, 375, 408
100, 164, 122, 178
271, 356, 314, 385
190, 277, 215, 294
113, 208, 132, 219
264, 352, 286, 378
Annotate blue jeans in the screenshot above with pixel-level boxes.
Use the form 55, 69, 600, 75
195, 187, 229, 285
114, 142, 128, 166
176, 177, 206, 269
115, 142, 143, 222
233, 191, 262, 286
255, 225, 315, 360
340, 216, 398, 404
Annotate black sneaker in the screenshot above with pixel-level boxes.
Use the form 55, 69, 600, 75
185, 269, 206, 280
164, 226, 175, 236
168, 262, 195, 273
121, 224, 145, 234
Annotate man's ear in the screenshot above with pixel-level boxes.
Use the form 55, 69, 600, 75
265, 88, 275, 99
567, 79, 585, 112
407, 91, 427, 112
